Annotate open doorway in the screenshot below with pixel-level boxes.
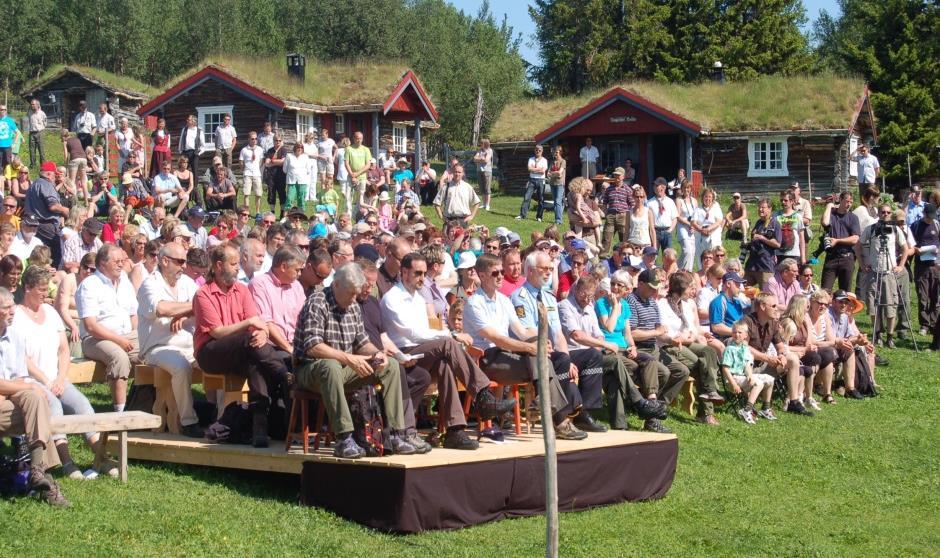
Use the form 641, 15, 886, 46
652, 134, 680, 182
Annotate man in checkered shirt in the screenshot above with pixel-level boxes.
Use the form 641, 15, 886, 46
293, 262, 416, 459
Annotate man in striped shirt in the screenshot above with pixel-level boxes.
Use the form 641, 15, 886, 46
601, 168, 634, 257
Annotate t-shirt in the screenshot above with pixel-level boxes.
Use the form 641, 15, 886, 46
345, 144, 372, 175
214, 124, 237, 149
774, 210, 804, 258
265, 146, 287, 183
827, 209, 861, 256
12, 305, 66, 380
742, 313, 783, 354
476, 148, 493, 173
240, 145, 265, 177
722, 343, 753, 376
393, 169, 414, 186
746, 217, 782, 273
317, 138, 336, 163
626, 292, 659, 350
0, 116, 18, 148
528, 156, 548, 179
853, 153, 879, 184
594, 296, 631, 349
912, 219, 940, 263
708, 293, 748, 333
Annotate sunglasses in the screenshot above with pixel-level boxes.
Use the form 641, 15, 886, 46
239, 212, 249, 217
82, 265, 96, 273
3, 204, 16, 209
262, 220, 275, 225
165, 256, 187, 265
366, 221, 378, 226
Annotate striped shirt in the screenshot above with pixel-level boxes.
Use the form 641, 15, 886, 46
293, 287, 369, 361
602, 183, 633, 214
626, 292, 661, 349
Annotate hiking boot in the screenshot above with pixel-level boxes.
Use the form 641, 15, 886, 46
333, 435, 365, 459
180, 423, 205, 439
251, 411, 269, 448
28, 466, 52, 492
698, 391, 726, 404
405, 429, 433, 454
643, 418, 672, 434
386, 433, 416, 455
633, 397, 668, 420
42, 481, 70, 508
443, 428, 480, 450
885, 335, 897, 349
555, 420, 588, 440
845, 388, 865, 400
786, 400, 815, 416
757, 408, 778, 421
573, 412, 608, 433
874, 354, 889, 366
471, 389, 516, 418
737, 408, 756, 424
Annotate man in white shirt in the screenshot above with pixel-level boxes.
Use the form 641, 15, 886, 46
433, 164, 480, 226
27, 98, 47, 167
415, 160, 438, 205
237, 238, 266, 284
76, 244, 140, 410
95, 102, 116, 148
380, 252, 513, 449
178, 114, 203, 178
72, 100, 97, 149
516, 144, 549, 222
850, 143, 880, 191
316, 128, 337, 187
857, 203, 908, 347
9, 214, 43, 260
646, 177, 679, 253
185, 206, 209, 250
214, 113, 237, 168
472, 138, 494, 211
239, 131, 265, 215
377, 146, 397, 185
579, 137, 599, 179
139, 207, 165, 241
137, 242, 203, 437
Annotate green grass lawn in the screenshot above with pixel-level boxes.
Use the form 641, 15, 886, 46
3, 186, 939, 556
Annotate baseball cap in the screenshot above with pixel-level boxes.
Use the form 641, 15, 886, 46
732, 192, 741, 199
21, 214, 41, 227
832, 289, 850, 301
499, 235, 511, 248
187, 206, 206, 220
308, 222, 328, 240
722, 271, 746, 284
654, 177, 668, 186
612, 167, 625, 176
40, 161, 57, 173
173, 225, 193, 238
508, 232, 521, 245
354, 222, 372, 235
570, 238, 588, 250
81, 217, 103, 234
494, 226, 510, 238
637, 268, 661, 288
642, 246, 657, 257
456, 251, 477, 270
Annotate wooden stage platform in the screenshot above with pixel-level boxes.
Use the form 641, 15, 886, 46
112, 429, 679, 532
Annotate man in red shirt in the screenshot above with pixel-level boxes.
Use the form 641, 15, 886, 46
194, 244, 291, 448
498, 248, 525, 297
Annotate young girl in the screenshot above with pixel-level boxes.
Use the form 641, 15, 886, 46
721, 320, 777, 424
303, 130, 319, 203
376, 191, 395, 233
448, 298, 465, 333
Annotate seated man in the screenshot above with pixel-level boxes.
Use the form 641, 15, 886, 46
61, 217, 104, 273
194, 244, 292, 448
626, 269, 691, 433
260, 223, 288, 274
9, 213, 43, 260
830, 290, 882, 394
381, 252, 515, 450
248, 245, 307, 363
0, 287, 69, 507
237, 238, 266, 285
299, 248, 332, 295
762, 258, 803, 308
558, 274, 667, 430
512, 251, 604, 435
137, 242, 203, 438
708, 272, 750, 340
463, 253, 582, 440
742, 291, 811, 415
292, 262, 416, 459
76, 244, 139, 411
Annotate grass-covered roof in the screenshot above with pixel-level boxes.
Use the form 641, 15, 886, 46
21, 64, 157, 99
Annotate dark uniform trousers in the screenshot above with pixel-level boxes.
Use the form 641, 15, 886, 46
411, 337, 492, 428
402, 364, 431, 431
602, 351, 659, 430
195, 330, 290, 409
634, 345, 690, 405
915, 263, 940, 331
479, 347, 577, 423
566, 348, 605, 413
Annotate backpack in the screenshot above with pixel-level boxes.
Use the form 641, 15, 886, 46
853, 347, 878, 397
125, 383, 156, 414
348, 385, 389, 457
205, 402, 254, 444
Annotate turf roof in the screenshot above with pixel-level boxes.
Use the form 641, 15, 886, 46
20, 64, 158, 99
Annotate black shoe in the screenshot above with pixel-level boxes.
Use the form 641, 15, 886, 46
845, 389, 865, 400
610, 422, 631, 431
252, 410, 269, 448
443, 428, 480, 450
643, 418, 672, 434
633, 398, 668, 420
471, 389, 516, 418
786, 400, 815, 416
874, 354, 889, 366
573, 413, 608, 433
180, 423, 205, 439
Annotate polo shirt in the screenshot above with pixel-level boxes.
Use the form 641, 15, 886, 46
511, 282, 562, 345
912, 219, 940, 263
626, 292, 660, 350
0, 326, 28, 380
345, 144, 372, 174
433, 180, 480, 218
742, 312, 783, 353
853, 153, 879, 183
249, 270, 306, 345
827, 209, 861, 256
906, 200, 924, 227
193, 281, 258, 354
708, 292, 748, 333
558, 296, 602, 351
499, 274, 526, 297
214, 124, 237, 149
96, 112, 116, 135
76, 271, 138, 339
602, 184, 632, 214
594, 295, 632, 349
464, 288, 520, 350
646, 196, 679, 228
762, 275, 803, 308
137, 271, 198, 358
381, 280, 450, 348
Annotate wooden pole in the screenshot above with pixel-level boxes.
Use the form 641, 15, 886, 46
535, 300, 558, 558
807, 157, 813, 201
907, 154, 913, 191
471, 85, 484, 148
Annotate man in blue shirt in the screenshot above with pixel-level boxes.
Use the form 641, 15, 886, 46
0, 104, 18, 171
906, 186, 925, 227
709, 272, 750, 339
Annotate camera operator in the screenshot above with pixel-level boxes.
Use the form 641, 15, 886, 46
857, 203, 909, 348
912, 203, 940, 339
819, 192, 861, 292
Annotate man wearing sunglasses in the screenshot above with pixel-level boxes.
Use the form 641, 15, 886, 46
61, 218, 103, 274
857, 203, 909, 348
0, 196, 19, 231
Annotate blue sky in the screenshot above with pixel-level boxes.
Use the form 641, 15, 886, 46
447, 0, 841, 67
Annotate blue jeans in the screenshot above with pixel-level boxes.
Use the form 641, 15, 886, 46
40, 382, 96, 442
656, 228, 673, 253
551, 183, 564, 224
519, 178, 544, 219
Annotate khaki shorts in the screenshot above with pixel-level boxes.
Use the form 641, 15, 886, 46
68, 157, 87, 173
317, 159, 334, 175
243, 175, 263, 196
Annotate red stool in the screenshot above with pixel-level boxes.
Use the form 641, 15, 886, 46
284, 389, 333, 453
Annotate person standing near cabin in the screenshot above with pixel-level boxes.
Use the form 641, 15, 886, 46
472, 138, 493, 211
344, 131, 372, 203
95, 102, 115, 171
27, 99, 47, 168
213, 114, 237, 168
579, 137, 599, 179
849, 143, 880, 194
239, 132, 265, 216
264, 135, 289, 219
0, 105, 19, 174
646, 177, 678, 254
516, 144, 548, 222
547, 146, 567, 226
72, 100, 97, 150
178, 114, 203, 183
316, 128, 336, 191
149, 118, 171, 179
600, 167, 633, 257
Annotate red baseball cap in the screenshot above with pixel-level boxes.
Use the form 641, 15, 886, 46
40, 161, 57, 173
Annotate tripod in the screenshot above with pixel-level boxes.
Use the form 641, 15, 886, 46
870, 234, 919, 351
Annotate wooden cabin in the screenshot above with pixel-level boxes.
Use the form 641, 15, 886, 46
489, 75, 877, 197
137, 55, 439, 170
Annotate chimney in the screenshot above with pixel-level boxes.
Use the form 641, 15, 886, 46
286, 53, 306, 84
711, 61, 725, 84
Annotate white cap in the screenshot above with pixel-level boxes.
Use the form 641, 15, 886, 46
456, 251, 477, 270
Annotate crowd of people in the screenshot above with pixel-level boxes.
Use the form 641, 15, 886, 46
0, 108, 937, 509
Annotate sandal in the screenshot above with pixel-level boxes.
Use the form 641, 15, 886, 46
823, 394, 836, 405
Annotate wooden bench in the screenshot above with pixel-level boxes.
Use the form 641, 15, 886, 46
50, 411, 162, 482
66, 359, 107, 384
202, 371, 249, 419
134, 364, 206, 434
670, 377, 697, 416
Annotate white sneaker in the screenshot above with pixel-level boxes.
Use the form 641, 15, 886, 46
737, 408, 756, 424
515, 215, 522, 220
806, 397, 821, 411
485, 204, 491, 211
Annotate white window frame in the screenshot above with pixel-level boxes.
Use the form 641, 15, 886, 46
197, 105, 233, 150
296, 112, 321, 138
334, 114, 345, 134
392, 124, 408, 153
747, 136, 788, 177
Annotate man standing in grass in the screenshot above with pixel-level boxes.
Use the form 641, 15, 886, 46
214, 114, 237, 168
26, 99, 46, 167
240, 132, 265, 216
473, 138, 493, 211
0, 104, 18, 172
344, 131, 372, 202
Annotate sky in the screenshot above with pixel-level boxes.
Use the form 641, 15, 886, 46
447, 0, 841, 67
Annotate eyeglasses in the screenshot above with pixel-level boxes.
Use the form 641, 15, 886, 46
165, 256, 186, 265
239, 212, 249, 217
147, 251, 159, 258
313, 267, 330, 280
611, 281, 627, 288
572, 261, 585, 267
879, 211, 891, 216
715, 252, 726, 258
536, 266, 553, 273
262, 220, 275, 225
3, 204, 16, 209
82, 265, 96, 273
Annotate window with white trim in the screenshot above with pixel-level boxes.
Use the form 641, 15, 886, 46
334, 114, 345, 134
392, 124, 408, 153
296, 112, 321, 138
747, 137, 788, 177
197, 105, 233, 150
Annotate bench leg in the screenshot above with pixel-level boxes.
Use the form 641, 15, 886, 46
94, 431, 109, 470
119, 431, 128, 483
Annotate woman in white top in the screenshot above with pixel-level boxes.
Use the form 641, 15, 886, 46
674, 179, 699, 271
627, 185, 656, 249
808, 290, 854, 406
16, 266, 102, 479
283, 142, 311, 211
657, 270, 725, 424
692, 187, 724, 269
334, 137, 351, 215
115, 117, 135, 172
302, 131, 319, 202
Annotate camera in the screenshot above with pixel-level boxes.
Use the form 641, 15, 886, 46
872, 220, 904, 237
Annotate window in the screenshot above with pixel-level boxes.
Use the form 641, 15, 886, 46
334, 114, 345, 134
197, 105, 233, 150
747, 137, 788, 177
296, 112, 321, 138
392, 124, 408, 153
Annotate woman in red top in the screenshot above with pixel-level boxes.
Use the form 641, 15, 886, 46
101, 205, 126, 244
149, 118, 171, 178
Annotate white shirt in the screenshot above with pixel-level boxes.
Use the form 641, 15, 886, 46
378, 152, 396, 171
0, 326, 28, 381
12, 305, 66, 380
214, 124, 237, 149
137, 271, 198, 358
116, 128, 135, 154
697, 283, 719, 325
463, 288, 520, 350
694, 202, 724, 246
182, 126, 200, 151
318, 138, 336, 163
96, 112, 116, 135
380, 281, 449, 348
646, 196, 679, 228
528, 156, 548, 179
9, 232, 43, 260
140, 219, 162, 241
284, 153, 310, 185
240, 145, 265, 177
260, 252, 273, 274
579, 145, 599, 163
73, 110, 97, 134
854, 153, 880, 183
476, 148, 493, 173
76, 270, 138, 338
